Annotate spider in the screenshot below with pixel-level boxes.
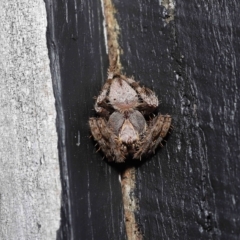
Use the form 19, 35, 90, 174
89, 70, 172, 162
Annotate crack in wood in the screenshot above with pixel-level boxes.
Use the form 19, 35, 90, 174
121, 168, 143, 240
101, 0, 143, 239
101, 0, 122, 72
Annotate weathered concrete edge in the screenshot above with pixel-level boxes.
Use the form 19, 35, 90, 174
0, 1, 61, 239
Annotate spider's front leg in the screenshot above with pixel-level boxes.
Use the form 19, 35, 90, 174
89, 117, 127, 162
94, 79, 114, 118
133, 114, 172, 159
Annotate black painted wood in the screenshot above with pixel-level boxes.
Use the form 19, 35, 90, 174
114, 0, 240, 239
46, 1, 126, 239
46, 0, 240, 239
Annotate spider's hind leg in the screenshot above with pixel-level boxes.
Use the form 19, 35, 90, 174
133, 114, 172, 159
89, 117, 127, 162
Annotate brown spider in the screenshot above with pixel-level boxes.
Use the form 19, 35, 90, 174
89, 70, 172, 162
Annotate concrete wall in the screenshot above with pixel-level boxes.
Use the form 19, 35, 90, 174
0, 1, 61, 239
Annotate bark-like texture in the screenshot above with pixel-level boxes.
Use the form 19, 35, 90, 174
47, 0, 240, 239
114, 0, 240, 239
45, 1, 126, 239
0, 1, 61, 239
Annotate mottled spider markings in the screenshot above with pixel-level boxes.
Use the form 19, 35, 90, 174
89, 70, 172, 162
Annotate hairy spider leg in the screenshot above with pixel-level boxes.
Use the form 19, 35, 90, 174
133, 114, 171, 159
89, 117, 127, 162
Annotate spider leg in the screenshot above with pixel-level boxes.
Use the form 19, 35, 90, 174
133, 114, 172, 159
94, 79, 114, 118
89, 117, 127, 162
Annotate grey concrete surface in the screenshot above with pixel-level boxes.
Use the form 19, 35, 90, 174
0, 1, 61, 239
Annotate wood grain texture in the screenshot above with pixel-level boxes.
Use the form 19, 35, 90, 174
0, 1, 61, 239
114, 0, 240, 239
46, 0, 240, 239
45, 0, 127, 239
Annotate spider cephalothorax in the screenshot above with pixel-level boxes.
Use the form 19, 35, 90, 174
89, 70, 171, 162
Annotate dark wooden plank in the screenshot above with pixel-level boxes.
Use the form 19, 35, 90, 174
114, 0, 240, 239
45, 1, 126, 239
174, 1, 240, 239
46, 0, 240, 239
